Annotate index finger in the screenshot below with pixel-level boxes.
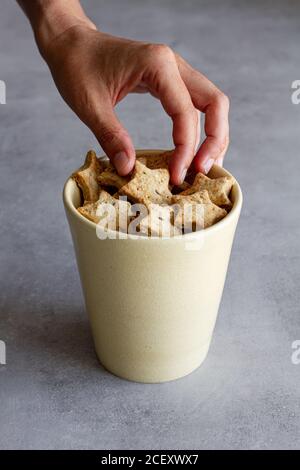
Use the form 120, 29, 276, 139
177, 57, 230, 174
143, 46, 198, 185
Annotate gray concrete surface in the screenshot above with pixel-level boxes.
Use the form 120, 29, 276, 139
1, 0, 300, 450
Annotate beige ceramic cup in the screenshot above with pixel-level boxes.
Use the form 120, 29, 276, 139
63, 150, 242, 383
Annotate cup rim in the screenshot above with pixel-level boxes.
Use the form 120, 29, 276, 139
63, 149, 243, 240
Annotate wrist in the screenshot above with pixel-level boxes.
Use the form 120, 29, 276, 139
20, 0, 96, 56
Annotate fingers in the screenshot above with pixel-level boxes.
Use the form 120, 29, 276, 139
68, 82, 136, 175
177, 57, 230, 174
195, 110, 201, 152
169, 105, 198, 185
215, 149, 226, 167
143, 45, 198, 185
86, 99, 136, 176
194, 95, 229, 174
95, 109, 135, 175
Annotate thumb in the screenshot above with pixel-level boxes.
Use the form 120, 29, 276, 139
92, 105, 135, 176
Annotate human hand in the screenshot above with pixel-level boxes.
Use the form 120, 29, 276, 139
33, 6, 229, 185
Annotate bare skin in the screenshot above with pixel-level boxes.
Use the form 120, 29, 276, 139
18, 0, 229, 185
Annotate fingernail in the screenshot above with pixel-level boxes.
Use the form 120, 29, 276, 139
216, 156, 224, 167
180, 168, 187, 184
203, 158, 214, 174
113, 151, 130, 175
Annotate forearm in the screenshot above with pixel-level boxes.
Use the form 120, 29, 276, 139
17, 0, 96, 56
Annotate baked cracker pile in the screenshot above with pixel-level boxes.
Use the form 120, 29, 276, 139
72, 150, 235, 237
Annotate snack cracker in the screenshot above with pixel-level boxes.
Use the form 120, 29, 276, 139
119, 160, 172, 207
181, 172, 235, 207
72, 150, 103, 202
78, 190, 131, 232
74, 150, 232, 236
136, 150, 172, 169
97, 164, 129, 189
137, 204, 181, 237
172, 190, 227, 230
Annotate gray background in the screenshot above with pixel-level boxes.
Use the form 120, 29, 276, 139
0, 0, 300, 450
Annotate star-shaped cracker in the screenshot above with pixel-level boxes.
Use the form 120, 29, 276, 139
181, 173, 235, 207
97, 164, 129, 189
172, 190, 227, 230
119, 160, 172, 206
136, 151, 190, 195
136, 204, 181, 237
72, 150, 103, 202
136, 150, 172, 169
78, 190, 131, 233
